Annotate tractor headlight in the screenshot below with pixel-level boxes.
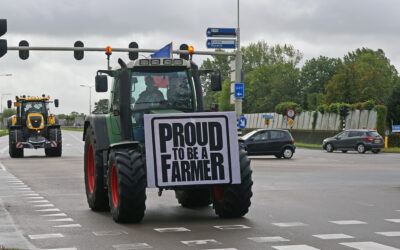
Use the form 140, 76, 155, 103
139, 59, 150, 66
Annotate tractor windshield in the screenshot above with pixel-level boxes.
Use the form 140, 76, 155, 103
130, 70, 194, 112
21, 101, 47, 117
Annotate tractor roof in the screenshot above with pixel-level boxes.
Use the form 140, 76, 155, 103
112, 58, 191, 70
16, 95, 50, 102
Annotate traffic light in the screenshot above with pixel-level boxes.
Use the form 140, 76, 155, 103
179, 44, 189, 60
128, 42, 138, 60
74, 41, 84, 60
19, 40, 29, 60
0, 19, 7, 58
340, 105, 349, 118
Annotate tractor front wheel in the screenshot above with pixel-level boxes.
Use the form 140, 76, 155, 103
108, 148, 146, 223
9, 129, 24, 158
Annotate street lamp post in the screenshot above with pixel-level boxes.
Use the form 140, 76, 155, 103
0, 73, 13, 113
80, 84, 94, 114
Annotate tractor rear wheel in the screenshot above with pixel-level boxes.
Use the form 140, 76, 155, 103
84, 126, 109, 211
108, 148, 146, 223
9, 129, 24, 158
175, 189, 212, 208
212, 148, 253, 218
45, 128, 62, 157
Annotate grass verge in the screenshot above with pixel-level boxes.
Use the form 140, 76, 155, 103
0, 130, 8, 137
61, 127, 84, 132
294, 142, 321, 149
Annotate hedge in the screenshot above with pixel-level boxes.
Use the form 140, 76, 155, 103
375, 105, 387, 136
275, 102, 302, 115
388, 133, 400, 147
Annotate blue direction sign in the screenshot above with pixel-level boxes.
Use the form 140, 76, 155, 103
392, 125, 400, 132
238, 116, 247, 130
206, 28, 236, 37
234, 83, 244, 98
262, 114, 274, 119
206, 39, 236, 49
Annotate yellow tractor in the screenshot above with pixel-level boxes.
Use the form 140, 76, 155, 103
7, 95, 61, 158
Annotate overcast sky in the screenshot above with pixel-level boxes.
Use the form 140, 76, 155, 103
1, 0, 400, 114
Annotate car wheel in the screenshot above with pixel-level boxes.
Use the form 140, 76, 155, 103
372, 149, 380, 154
356, 144, 366, 154
341, 150, 347, 153
325, 143, 333, 152
282, 148, 293, 159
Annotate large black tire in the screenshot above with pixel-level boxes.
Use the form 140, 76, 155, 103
9, 129, 24, 158
108, 148, 146, 223
175, 189, 212, 208
212, 148, 253, 218
45, 128, 62, 157
84, 127, 109, 211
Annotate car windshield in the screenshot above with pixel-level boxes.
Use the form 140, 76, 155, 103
22, 101, 46, 116
241, 130, 259, 140
130, 70, 193, 112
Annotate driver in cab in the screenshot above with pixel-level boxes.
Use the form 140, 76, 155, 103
134, 76, 165, 110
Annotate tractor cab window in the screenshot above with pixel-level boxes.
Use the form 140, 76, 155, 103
130, 70, 193, 112
22, 102, 46, 117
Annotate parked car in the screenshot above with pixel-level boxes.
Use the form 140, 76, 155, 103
322, 129, 384, 154
240, 129, 296, 159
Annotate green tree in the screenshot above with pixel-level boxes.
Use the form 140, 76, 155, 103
93, 99, 109, 114
387, 82, 400, 124
1, 108, 16, 119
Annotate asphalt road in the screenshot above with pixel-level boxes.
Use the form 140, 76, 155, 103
0, 130, 400, 250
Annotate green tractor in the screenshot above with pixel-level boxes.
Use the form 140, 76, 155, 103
83, 47, 253, 223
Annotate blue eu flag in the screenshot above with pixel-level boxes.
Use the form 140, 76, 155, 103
150, 43, 173, 58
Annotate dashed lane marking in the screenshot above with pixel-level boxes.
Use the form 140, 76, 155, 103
181, 239, 221, 247
340, 241, 400, 250
53, 224, 81, 228
39, 248, 77, 250
41, 213, 67, 217
203, 249, 238, 250
248, 236, 290, 243
376, 232, 400, 237
24, 196, 44, 199
313, 234, 354, 239
15, 187, 31, 190
29, 200, 49, 203
36, 208, 60, 212
272, 245, 320, 250
154, 227, 190, 232
385, 219, 400, 223
34, 204, 55, 207
49, 218, 74, 222
22, 193, 40, 196
272, 222, 308, 227
112, 243, 152, 249
213, 225, 250, 230
93, 230, 128, 236
329, 220, 367, 225
28, 233, 64, 240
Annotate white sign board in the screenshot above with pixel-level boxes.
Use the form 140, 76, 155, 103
144, 112, 241, 188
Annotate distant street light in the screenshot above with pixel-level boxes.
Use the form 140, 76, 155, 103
80, 84, 94, 114
0, 73, 13, 112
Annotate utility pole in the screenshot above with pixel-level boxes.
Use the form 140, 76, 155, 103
80, 84, 93, 114
234, 0, 242, 119
0, 73, 12, 112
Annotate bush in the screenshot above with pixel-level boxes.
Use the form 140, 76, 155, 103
312, 111, 318, 129
363, 100, 375, 110
328, 103, 341, 114
388, 133, 400, 147
353, 102, 363, 110
316, 104, 329, 114
275, 102, 302, 115
375, 105, 387, 136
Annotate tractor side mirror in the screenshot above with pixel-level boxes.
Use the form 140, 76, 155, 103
7, 100, 11, 109
95, 75, 108, 92
210, 74, 222, 91
54, 99, 59, 107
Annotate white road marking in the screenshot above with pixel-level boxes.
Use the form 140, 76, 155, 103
272, 245, 320, 250
41, 213, 67, 217
53, 224, 81, 228
203, 249, 237, 250
340, 241, 400, 249
7, 180, 23, 183
213, 225, 250, 230
49, 218, 74, 222
25, 196, 44, 199
154, 227, 190, 232
0, 161, 6, 170
22, 193, 39, 196
36, 208, 60, 212
385, 219, 400, 223
93, 230, 128, 236
272, 222, 308, 227
313, 234, 354, 239
40, 248, 77, 250
181, 239, 221, 247
29, 200, 49, 203
396, 210, 400, 212
329, 220, 367, 225
28, 233, 64, 240
15, 188, 31, 191
376, 232, 400, 237
112, 243, 152, 249
34, 204, 54, 207
248, 236, 289, 243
